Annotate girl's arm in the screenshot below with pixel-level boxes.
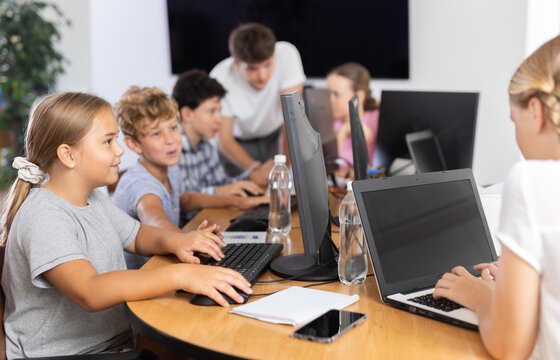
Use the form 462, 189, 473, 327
44, 260, 252, 310
479, 246, 540, 359
127, 223, 225, 263
179, 190, 268, 212
434, 246, 540, 358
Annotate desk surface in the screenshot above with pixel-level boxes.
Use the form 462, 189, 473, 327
126, 204, 491, 359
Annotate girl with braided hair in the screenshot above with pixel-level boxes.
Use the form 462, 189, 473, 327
434, 35, 560, 359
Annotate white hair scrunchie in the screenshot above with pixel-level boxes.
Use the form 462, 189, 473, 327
12, 157, 45, 184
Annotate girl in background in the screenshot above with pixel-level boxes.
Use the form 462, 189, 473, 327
0, 92, 251, 358
434, 35, 560, 359
326, 62, 379, 167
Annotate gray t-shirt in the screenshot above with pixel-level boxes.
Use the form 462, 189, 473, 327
2, 188, 140, 359
113, 162, 185, 269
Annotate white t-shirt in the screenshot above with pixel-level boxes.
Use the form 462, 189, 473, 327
210, 41, 306, 140
497, 160, 560, 358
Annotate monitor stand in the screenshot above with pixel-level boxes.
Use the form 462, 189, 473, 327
269, 224, 339, 281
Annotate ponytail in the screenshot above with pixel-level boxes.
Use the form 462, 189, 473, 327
0, 179, 32, 246
363, 91, 379, 111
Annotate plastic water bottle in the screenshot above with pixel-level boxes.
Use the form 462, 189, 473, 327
338, 181, 367, 285
268, 154, 292, 234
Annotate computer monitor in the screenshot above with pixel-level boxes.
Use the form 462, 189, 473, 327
375, 90, 479, 173
405, 130, 447, 173
303, 88, 338, 171
348, 95, 369, 180
269, 92, 339, 281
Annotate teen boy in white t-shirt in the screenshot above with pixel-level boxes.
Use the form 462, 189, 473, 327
210, 22, 306, 176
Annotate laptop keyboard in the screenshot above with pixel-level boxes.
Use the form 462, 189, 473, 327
408, 293, 463, 312
232, 204, 270, 222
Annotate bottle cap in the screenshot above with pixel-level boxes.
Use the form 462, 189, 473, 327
347, 181, 353, 191
274, 154, 286, 164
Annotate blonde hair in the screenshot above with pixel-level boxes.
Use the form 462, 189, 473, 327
115, 86, 178, 139
0, 92, 112, 245
509, 35, 560, 133
328, 62, 379, 111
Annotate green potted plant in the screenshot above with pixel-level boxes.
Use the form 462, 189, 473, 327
0, 0, 69, 169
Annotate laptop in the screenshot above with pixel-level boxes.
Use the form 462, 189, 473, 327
303, 88, 338, 166
405, 130, 447, 173
352, 169, 497, 329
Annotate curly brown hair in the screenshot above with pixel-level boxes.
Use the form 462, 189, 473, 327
115, 86, 178, 139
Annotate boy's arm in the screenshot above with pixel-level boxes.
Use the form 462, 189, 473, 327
136, 194, 180, 232
217, 116, 257, 170
180, 190, 268, 211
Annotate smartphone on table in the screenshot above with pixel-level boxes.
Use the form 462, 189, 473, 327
292, 309, 367, 343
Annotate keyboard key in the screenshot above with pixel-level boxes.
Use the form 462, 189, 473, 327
408, 293, 463, 312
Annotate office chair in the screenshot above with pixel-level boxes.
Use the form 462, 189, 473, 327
0, 246, 159, 360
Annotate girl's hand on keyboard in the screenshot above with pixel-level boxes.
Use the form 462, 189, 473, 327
235, 195, 269, 210
433, 265, 494, 312
474, 261, 499, 280
173, 224, 227, 264
180, 265, 252, 307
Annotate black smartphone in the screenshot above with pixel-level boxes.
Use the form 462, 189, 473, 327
292, 310, 367, 343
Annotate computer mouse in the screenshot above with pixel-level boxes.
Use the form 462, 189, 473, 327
243, 189, 260, 197
190, 290, 251, 306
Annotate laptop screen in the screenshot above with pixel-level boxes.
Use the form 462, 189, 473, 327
353, 170, 497, 297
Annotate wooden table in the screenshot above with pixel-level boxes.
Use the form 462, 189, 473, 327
126, 204, 491, 359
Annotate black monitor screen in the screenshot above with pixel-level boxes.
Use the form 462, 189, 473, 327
360, 180, 492, 286
375, 91, 479, 172
166, 0, 409, 78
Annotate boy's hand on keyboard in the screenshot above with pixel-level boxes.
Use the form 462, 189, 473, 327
433, 265, 494, 312
235, 195, 269, 210
216, 180, 263, 197
249, 159, 274, 186
180, 265, 253, 307
173, 223, 226, 264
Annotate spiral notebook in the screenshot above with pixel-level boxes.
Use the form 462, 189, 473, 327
229, 286, 359, 326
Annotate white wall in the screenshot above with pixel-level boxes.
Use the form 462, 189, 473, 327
380, 0, 527, 185
53, 0, 556, 185
51, 0, 92, 92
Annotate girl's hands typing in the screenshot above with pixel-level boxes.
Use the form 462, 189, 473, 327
172, 221, 226, 264
177, 264, 252, 307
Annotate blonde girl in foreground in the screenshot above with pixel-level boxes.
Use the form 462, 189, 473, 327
0, 92, 251, 358
434, 35, 560, 359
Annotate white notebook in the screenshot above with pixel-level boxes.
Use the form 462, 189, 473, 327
229, 286, 360, 326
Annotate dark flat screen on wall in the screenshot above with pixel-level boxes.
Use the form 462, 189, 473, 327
166, 0, 409, 79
